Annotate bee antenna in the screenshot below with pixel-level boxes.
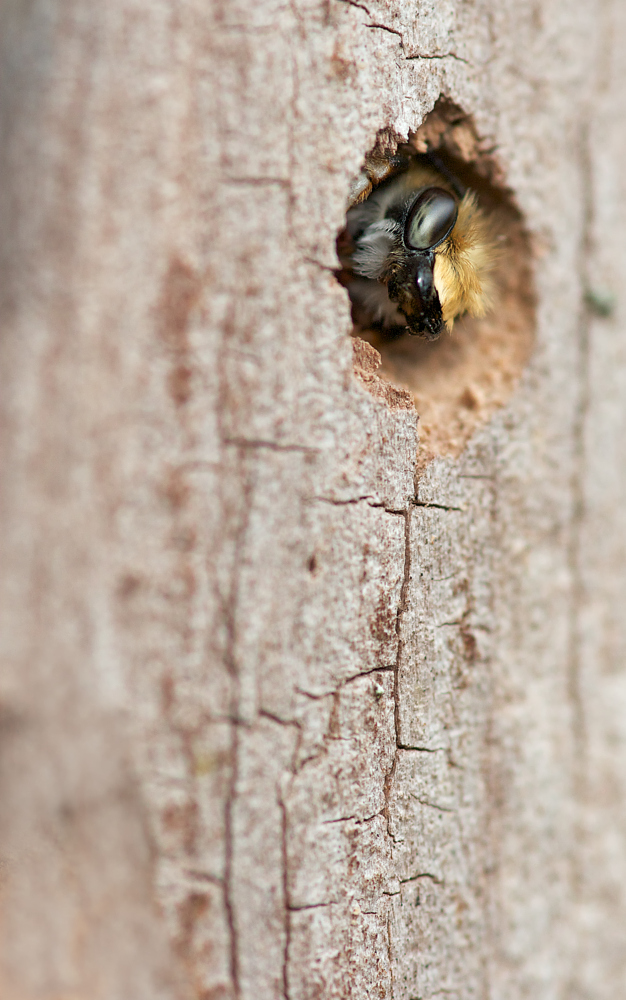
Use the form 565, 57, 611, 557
423, 150, 467, 199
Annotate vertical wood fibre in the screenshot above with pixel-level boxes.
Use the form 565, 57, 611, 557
1, 0, 625, 998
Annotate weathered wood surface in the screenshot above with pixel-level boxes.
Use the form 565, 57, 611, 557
1, 0, 626, 997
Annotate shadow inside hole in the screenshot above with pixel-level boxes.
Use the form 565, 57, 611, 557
339, 101, 536, 468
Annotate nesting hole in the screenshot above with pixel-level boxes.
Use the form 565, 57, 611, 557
340, 99, 536, 468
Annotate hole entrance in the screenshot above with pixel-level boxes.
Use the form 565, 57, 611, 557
339, 98, 536, 469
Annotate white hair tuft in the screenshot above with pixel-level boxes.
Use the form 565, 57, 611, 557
351, 221, 401, 280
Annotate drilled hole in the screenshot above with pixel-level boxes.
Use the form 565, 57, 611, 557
339, 98, 536, 469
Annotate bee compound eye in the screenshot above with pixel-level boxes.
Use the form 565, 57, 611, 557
404, 187, 458, 251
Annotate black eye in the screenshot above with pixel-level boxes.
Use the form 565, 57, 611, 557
404, 187, 458, 251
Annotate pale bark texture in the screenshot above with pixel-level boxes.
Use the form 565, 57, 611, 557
1, 0, 626, 998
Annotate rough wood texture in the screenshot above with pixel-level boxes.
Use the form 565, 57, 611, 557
1, 0, 626, 998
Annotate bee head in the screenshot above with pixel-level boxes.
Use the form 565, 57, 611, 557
347, 162, 495, 340
385, 187, 457, 340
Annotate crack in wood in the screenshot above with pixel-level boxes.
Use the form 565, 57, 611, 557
335, 0, 372, 15
383, 504, 413, 842
397, 744, 447, 753
279, 795, 291, 1000
310, 494, 407, 514
413, 500, 464, 512
259, 709, 303, 729
405, 51, 469, 63
410, 796, 456, 814
365, 22, 405, 44
400, 872, 444, 885
321, 809, 385, 825
223, 721, 240, 999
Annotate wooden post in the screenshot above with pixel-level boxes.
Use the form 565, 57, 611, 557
1, 0, 626, 997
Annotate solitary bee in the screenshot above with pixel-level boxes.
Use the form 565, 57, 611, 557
341, 151, 496, 341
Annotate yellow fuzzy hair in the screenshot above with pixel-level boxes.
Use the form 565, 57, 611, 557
433, 191, 496, 329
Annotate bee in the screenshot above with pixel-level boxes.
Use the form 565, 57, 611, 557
341, 150, 496, 341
